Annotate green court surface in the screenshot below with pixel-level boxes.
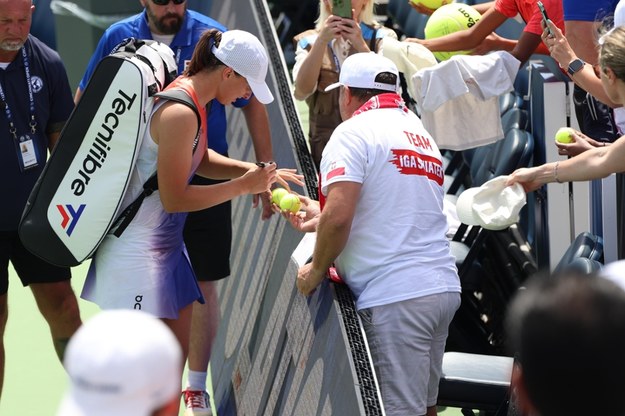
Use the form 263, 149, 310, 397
1, 262, 464, 415
0, 262, 216, 416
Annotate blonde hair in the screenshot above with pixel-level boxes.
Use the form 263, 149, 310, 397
315, 0, 377, 31
599, 26, 625, 83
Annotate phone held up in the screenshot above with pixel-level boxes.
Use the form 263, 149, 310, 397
332, 0, 352, 19
537, 1, 554, 37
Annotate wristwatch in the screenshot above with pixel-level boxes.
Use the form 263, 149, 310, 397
567, 58, 585, 76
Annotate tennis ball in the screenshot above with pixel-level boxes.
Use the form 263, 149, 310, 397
279, 193, 302, 213
271, 188, 289, 205
424, 3, 481, 61
555, 127, 575, 143
410, 0, 454, 11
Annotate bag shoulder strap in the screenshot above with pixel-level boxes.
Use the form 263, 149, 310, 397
112, 90, 209, 238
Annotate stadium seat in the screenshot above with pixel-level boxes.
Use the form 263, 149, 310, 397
402, 10, 429, 38
438, 352, 513, 414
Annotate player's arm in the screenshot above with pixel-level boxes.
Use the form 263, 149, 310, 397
154, 102, 275, 212
409, 7, 508, 52
297, 181, 360, 295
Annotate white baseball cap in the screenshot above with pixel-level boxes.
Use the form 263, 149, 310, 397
455, 176, 526, 230
212, 29, 274, 104
325, 52, 400, 93
57, 310, 182, 416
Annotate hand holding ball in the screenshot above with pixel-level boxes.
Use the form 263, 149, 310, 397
555, 127, 575, 144
279, 193, 302, 213
424, 3, 481, 61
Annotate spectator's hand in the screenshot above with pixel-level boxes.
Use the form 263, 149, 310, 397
277, 195, 321, 233
555, 129, 599, 157
404, 37, 425, 45
337, 16, 369, 51
297, 262, 323, 296
319, 15, 344, 43
541, 20, 576, 69
409, 1, 437, 16
506, 167, 543, 193
471, 32, 504, 55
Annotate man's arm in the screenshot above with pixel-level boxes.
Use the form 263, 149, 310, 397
297, 181, 361, 295
564, 21, 601, 65
242, 96, 273, 161
242, 96, 275, 219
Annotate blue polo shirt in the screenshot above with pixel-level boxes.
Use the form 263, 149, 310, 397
0, 35, 74, 230
562, 0, 619, 21
79, 10, 248, 156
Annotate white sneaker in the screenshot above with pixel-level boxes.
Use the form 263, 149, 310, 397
182, 389, 213, 416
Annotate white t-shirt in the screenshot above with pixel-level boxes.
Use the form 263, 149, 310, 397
320, 105, 461, 310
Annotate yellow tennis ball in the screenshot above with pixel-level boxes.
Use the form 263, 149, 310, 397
271, 188, 289, 205
279, 193, 302, 213
410, 0, 454, 11
555, 127, 575, 143
424, 3, 481, 61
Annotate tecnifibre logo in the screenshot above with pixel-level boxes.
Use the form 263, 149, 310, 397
56, 204, 86, 236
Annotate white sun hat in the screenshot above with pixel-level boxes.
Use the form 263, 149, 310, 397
455, 176, 526, 230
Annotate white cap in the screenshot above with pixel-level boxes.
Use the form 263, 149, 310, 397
212, 29, 274, 104
455, 176, 526, 231
57, 310, 182, 416
380, 38, 437, 96
325, 52, 400, 93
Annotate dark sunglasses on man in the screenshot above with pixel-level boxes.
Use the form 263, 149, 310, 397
152, 0, 185, 5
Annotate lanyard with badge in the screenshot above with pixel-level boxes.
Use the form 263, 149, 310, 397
0, 46, 40, 172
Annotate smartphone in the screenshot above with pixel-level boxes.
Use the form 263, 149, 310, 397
332, 0, 352, 19
537, 1, 554, 36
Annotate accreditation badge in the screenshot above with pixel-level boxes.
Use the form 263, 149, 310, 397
14, 133, 39, 171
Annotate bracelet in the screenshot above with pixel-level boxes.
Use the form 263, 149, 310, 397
554, 161, 562, 183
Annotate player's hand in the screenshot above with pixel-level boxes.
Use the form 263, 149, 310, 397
242, 161, 277, 195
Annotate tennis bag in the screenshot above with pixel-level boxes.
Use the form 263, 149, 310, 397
19, 38, 180, 267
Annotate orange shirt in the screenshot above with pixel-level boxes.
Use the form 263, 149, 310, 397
495, 0, 565, 55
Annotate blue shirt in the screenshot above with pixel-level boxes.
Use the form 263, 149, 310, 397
79, 10, 248, 155
0, 35, 74, 230
563, 0, 619, 21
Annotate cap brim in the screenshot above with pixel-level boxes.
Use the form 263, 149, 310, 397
248, 79, 274, 104
324, 82, 342, 92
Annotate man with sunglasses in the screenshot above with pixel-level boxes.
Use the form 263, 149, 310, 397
75, 1, 274, 415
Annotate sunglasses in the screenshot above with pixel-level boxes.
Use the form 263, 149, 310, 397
152, 0, 185, 5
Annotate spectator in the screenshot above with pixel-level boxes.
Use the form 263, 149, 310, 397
506, 273, 625, 416
0, 0, 81, 399
57, 310, 182, 416
292, 0, 397, 168
406, 0, 564, 65
561, 0, 619, 141
506, 26, 625, 191
294, 52, 461, 416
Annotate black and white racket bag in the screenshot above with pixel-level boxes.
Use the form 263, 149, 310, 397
19, 38, 178, 267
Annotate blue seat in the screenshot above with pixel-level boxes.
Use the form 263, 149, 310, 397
402, 10, 429, 38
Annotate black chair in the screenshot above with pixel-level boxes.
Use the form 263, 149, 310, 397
439, 231, 604, 416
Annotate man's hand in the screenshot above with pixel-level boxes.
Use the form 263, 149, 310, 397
297, 262, 325, 296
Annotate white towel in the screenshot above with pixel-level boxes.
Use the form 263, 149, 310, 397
412, 51, 520, 150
